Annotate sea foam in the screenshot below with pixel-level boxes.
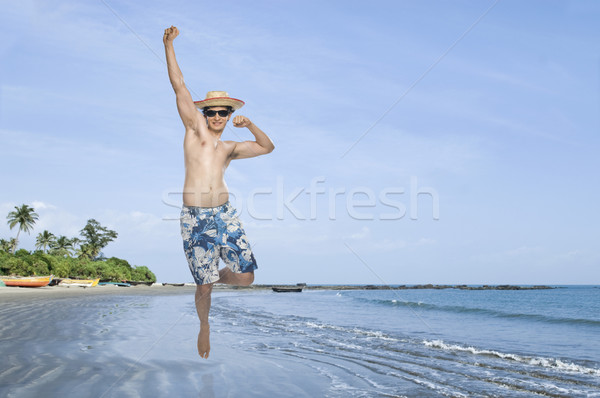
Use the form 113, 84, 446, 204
423, 339, 600, 376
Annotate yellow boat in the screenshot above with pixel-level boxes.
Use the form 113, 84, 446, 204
0, 275, 54, 287
59, 278, 100, 287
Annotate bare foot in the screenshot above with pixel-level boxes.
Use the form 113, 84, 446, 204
198, 324, 210, 359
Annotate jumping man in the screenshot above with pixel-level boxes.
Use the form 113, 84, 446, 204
163, 26, 275, 359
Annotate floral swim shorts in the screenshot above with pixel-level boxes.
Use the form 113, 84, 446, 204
180, 202, 257, 285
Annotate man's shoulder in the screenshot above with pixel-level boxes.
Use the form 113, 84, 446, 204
221, 140, 238, 151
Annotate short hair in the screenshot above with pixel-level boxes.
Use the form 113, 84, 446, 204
202, 106, 233, 114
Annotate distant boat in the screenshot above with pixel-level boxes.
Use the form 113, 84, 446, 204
59, 278, 100, 287
98, 282, 131, 287
126, 281, 154, 286
0, 275, 53, 288
272, 286, 303, 293
162, 283, 185, 287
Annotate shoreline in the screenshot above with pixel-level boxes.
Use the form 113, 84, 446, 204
0, 283, 557, 302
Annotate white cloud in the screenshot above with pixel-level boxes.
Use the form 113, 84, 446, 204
102, 209, 174, 242
370, 236, 436, 252
30, 201, 57, 211
472, 246, 544, 265
0, 202, 17, 215
505, 246, 544, 257
349, 226, 371, 240
1, 201, 85, 240
1, 200, 173, 252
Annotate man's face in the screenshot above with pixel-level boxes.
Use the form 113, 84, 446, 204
204, 106, 231, 132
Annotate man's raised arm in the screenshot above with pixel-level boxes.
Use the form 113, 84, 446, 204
164, 26, 198, 130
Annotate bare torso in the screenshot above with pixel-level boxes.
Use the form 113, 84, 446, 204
183, 126, 235, 207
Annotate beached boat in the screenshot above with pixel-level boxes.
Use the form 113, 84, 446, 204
126, 280, 154, 286
0, 275, 53, 288
59, 278, 100, 287
98, 282, 131, 287
272, 286, 303, 293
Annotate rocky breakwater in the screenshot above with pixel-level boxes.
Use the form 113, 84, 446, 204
240, 284, 555, 291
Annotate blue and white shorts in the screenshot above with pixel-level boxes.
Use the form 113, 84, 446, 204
180, 202, 257, 285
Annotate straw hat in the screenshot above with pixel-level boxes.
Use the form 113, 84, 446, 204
194, 91, 245, 111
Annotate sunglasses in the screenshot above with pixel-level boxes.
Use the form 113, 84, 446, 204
204, 110, 230, 117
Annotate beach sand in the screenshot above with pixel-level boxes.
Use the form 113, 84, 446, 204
0, 283, 198, 302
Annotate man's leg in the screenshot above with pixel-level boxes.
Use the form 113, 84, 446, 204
218, 268, 254, 286
195, 283, 213, 359
217, 204, 257, 287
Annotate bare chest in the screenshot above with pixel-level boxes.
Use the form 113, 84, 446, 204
184, 138, 232, 169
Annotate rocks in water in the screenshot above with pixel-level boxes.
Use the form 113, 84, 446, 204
244, 284, 554, 291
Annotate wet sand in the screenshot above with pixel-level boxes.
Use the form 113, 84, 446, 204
0, 285, 329, 397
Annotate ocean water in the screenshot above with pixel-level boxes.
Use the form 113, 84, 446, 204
1, 286, 599, 397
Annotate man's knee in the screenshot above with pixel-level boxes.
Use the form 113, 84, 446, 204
196, 283, 213, 297
239, 272, 254, 286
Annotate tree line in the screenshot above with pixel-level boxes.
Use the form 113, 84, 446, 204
1, 204, 156, 282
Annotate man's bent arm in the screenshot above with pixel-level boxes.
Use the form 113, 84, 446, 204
164, 26, 198, 130
231, 117, 275, 159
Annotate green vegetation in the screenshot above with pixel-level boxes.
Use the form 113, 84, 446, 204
0, 251, 156, 282
1, 204, 156, 283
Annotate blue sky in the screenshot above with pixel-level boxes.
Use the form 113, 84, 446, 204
1, 0, 599, 284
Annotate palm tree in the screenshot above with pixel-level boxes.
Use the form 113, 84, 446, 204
6, 204, 39, 254
35, 230, 56, 253
76, 244, 95, 259
49, 236, 74, 257
70, 237, 82, 252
